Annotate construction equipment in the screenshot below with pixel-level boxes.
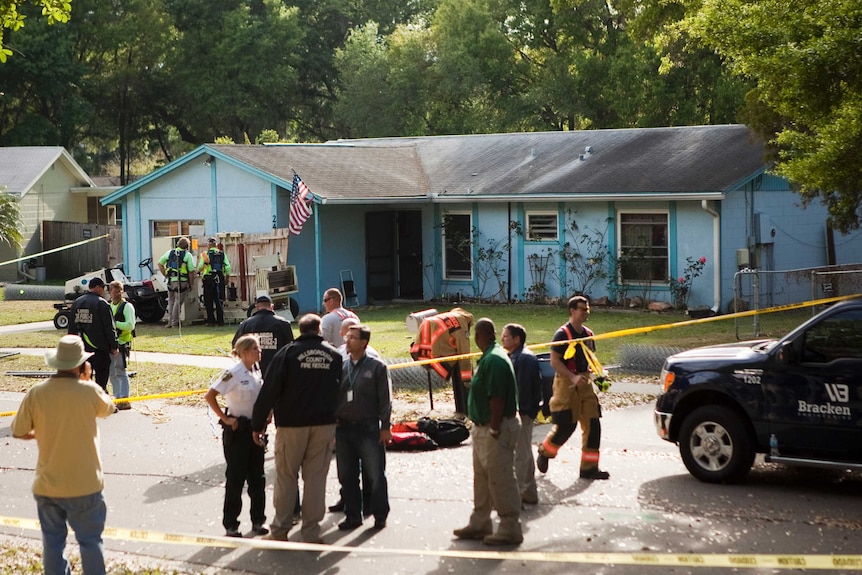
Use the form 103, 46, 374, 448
52, 259, 168, 329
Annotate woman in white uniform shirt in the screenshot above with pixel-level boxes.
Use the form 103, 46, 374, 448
205, 334, 269, 538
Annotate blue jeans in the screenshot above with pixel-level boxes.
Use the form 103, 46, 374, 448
35, 492, 106, 575
335, 421, 389, 524
109, 347, 129, 398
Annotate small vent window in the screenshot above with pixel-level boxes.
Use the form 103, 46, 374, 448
526, 213, 558, 241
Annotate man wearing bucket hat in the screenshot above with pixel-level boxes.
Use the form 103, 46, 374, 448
11, 335, 115, 575
68, 276, 119, 392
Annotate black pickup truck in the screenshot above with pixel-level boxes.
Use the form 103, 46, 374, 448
654, 297, 862, 483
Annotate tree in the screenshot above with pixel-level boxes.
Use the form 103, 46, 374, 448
72, 0, 177, 183
0, 0, 71, 62
680, 0, 862, 231
0, 192, 22, 248
0, 2, 89, 148
162, 0, 305, 144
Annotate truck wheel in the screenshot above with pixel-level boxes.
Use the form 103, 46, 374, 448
53, 311, 72, 330
137, 295, 167, 323
678, 405, 754, 484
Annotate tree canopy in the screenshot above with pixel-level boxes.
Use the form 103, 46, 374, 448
679, 0, 862, 231
0, 0, 71, 61
0, 0, 859, 229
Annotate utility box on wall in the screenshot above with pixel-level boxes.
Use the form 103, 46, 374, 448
754, 212, 775, 244
736, 248, 750, 268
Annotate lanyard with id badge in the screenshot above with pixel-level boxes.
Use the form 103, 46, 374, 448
346, 357, 365, 402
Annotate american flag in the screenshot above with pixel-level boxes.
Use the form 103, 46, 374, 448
289, 172, 313, 236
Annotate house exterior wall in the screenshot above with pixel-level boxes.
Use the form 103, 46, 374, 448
286, 203, 436, 313
121, 162, 277, 279
0, 163, 88, 282
721, 174, 862, 310
430, 199, 720, 307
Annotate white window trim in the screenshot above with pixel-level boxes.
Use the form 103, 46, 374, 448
616, 209, 669, 285
442, 211, 473, 281
525, 211, 559, 242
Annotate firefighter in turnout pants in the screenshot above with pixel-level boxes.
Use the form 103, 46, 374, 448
536, 295, 609, 480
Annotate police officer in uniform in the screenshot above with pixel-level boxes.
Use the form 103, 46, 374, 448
68, 277, 118, 391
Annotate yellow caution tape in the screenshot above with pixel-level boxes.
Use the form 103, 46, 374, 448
2, 516, 860, 569
1, 293, 857, 419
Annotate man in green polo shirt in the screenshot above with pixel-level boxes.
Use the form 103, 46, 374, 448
453, 318, 523, 546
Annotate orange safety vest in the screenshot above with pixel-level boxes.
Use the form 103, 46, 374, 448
410, 307, 474, 382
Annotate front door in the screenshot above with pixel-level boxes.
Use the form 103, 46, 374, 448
365, 211, 423, 302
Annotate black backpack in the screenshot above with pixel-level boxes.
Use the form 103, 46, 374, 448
209, 250, 225, 273
417, 417, 470, 447
166, 249, 186, 276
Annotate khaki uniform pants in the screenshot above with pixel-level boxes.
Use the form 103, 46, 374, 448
467, 417, 522, 539
272, 424, 336, 542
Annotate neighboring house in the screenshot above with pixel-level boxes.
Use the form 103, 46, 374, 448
0, 147, 109, 283
101, 125, 862, 313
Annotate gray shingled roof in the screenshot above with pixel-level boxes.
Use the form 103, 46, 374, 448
0, 146, 94, 197
336, 124, 766, 198
106, 125, 768, 205
211, 143, 430, 200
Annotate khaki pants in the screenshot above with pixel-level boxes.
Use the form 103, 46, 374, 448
467, 417, 522, 539
271, 424, 336, 542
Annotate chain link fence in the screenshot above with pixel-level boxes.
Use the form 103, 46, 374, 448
733, 264, 862, 339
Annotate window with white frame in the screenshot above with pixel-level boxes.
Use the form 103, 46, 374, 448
526, 212, 558, 241
152, 220, 205, 237
617, 212, 668, 283
442, 213, 472, 280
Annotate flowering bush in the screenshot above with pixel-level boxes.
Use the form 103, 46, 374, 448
668, 256, 707, 309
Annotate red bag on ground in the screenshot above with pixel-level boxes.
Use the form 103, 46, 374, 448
387, 431, 438, 451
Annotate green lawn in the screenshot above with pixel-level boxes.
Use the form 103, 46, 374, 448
0, 298, 814, 364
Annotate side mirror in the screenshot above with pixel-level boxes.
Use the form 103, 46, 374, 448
777, 341, 797, 365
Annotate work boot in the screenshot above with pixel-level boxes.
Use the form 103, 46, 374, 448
483, 532, 523, 546
536, 453, 549, 473
453, 526, 492, 540
579, 468, 610, 480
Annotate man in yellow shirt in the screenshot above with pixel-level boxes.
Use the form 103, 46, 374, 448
11, 335, 115, 575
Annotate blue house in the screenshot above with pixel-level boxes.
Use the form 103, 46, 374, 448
101, 125, 862, 314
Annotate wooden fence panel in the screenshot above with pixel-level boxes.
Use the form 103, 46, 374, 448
219, 228, 290, 304
42, 221, 123, 280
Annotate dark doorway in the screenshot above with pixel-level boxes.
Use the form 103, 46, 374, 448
365, 211, 423, 301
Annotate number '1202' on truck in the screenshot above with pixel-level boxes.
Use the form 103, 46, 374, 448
654, 297, 862, 483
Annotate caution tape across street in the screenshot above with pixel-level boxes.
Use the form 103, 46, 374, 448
2, 516, 861, 569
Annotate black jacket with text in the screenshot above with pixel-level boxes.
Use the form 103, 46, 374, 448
252, 334, 341, 431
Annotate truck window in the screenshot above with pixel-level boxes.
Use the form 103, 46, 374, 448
801, 310, 862, 363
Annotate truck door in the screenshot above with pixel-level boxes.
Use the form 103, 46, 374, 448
764, 308, 862, 461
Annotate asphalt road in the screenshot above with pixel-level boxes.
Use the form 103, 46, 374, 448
3, 394, 862, 574
2, 322, 861, 574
